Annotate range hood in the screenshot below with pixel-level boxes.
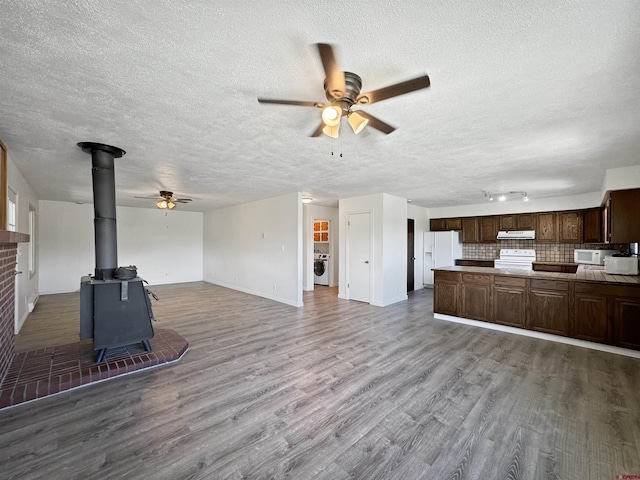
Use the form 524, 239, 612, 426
497, 230, 536, 240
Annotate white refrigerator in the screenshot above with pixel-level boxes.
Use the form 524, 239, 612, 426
423, 231, 462, 286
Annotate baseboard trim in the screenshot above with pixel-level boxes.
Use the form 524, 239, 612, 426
434, 313, 640, 359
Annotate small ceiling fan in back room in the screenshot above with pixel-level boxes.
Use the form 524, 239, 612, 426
135, 191, 193, 210
258, 43, 431, 138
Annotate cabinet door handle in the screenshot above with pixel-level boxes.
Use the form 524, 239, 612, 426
364, 261, 369, 264
15, 271, 23, 275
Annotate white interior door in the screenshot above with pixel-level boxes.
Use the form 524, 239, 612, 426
347, 212, 371, 303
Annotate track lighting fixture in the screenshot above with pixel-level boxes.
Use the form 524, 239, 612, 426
483, 191, 529, 202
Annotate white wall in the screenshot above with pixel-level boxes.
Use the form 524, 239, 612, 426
303, 204, 339, 290
39, 201, 203, 294
203, 192, 303, 307
338, 193, 408, 307
408, 203, 429, 291
428, 191, 602, 219
339, 194, 383, 303
7, 155, 40, 333
602, 165, 640, 201
381, 194, 408, 306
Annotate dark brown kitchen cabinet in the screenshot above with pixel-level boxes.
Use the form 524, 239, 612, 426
446, 217, 462, 231
529, 279, 570, 335
461, 273, 492, 322
493, 277, 526, 328
430, 218, 446, 231
573, 292, 609, 343
461, 217, 479, 243
499, 213, 535, 231
479, 216, 498, 242
433, 271, 460, 316
558, 210, 582, 243
612, 297, 640, 350
582, 207, 602, 243
517, 213, 536, 230
499, 214, 517, 230
430, 217, 462, 231
609, 188, 640, 244
536, 212, 558, 242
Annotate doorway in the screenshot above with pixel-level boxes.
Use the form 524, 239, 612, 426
347, 212, 371, 303
407, 218, 415, 292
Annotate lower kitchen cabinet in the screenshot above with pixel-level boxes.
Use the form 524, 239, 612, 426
493, 277, 526, 328
434, 271, 460, 316
461, 273, 492, 322
528, 280, 571, 336
573, 293, 609, 343
612, 297, 640, 350
432, 269, 640, 351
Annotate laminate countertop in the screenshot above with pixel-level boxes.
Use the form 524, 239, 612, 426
433, 264, 640, 285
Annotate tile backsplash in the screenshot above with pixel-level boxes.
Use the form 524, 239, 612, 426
463, 241, 626, 263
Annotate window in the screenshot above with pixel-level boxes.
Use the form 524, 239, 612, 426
7, 187, 16, 232
29, 205, 36, 276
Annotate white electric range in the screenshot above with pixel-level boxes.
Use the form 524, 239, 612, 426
494, 249, 536, 270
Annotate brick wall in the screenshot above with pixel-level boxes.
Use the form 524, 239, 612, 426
0, 244, 17, 383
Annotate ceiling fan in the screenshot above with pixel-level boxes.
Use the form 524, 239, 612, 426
135, 190, 193, 210
258, 43, 430, 138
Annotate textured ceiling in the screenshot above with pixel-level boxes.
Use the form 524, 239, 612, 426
1, 1, 639, 211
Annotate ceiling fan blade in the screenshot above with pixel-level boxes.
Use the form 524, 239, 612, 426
258, 98, 323, 108
316, 43, 346, 99
174, 198, 192, 203
356, 74, 430, 105
310, 122, 325, 137
356, 111, 396, 134
135, 195, 161, 199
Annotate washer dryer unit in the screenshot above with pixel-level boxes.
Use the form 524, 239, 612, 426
314, 254, 330, 285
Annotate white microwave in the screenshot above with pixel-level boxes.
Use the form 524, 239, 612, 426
605, 256, 639, 275
574, 249, 616, 265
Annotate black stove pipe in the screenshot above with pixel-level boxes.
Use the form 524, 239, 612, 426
78, 142, 126, 280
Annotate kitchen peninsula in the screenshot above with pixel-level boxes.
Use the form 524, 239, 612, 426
433, 264, 640, 353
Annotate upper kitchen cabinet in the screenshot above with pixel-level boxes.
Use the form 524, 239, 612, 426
461, 217, 479, 242
499, 213, 535, 231
479, 216, 498, 242
461, 216, 497, 243
517, 213, 536, 230
558, 211, 583, 243
499, 214, 517, 230
536, 212, 558, 242
430, 217, 462, 231
609, 188, 640, 244
582, 207, 603, 243
430, 218, 446, 231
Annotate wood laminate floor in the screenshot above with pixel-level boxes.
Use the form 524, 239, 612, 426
1, 282, 639, 479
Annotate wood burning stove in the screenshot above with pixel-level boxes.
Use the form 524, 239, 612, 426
77, 142, 155, 363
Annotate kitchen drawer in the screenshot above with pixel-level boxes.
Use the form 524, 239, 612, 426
494, 276, 527, 288
462, 273, 492, 284
434, 271, 461, 283
531, 279, 569, 292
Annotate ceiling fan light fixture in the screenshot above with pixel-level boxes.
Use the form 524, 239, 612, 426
156, 199, 168, 209
321, 105, 342, 127
322, 123, 340, 138
348, 111, 368, 134
167, 201, 176, 209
